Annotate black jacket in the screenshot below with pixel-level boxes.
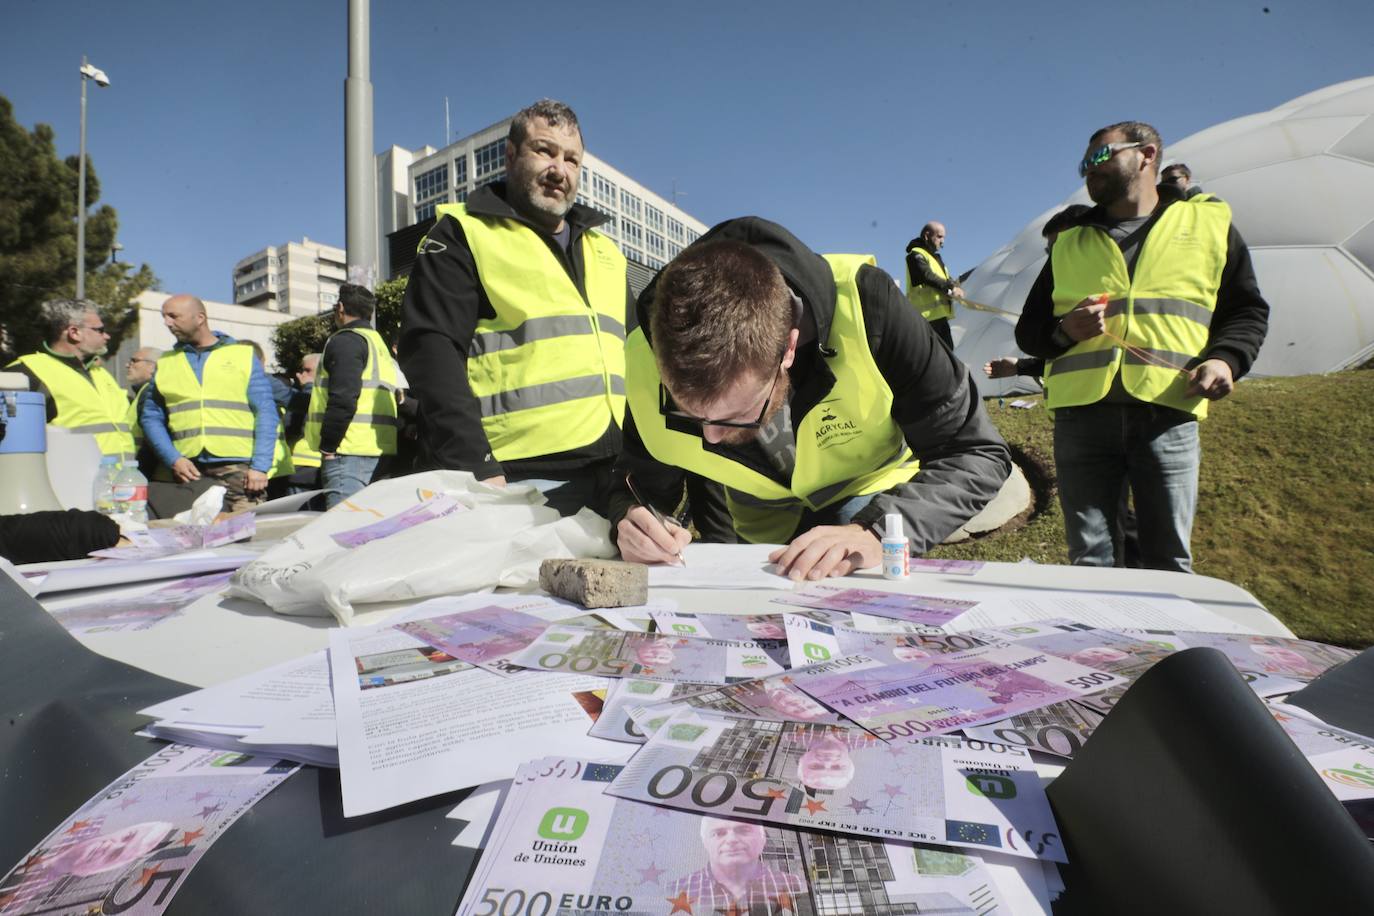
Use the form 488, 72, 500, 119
1015, 196, 1270, 379
317, 318, 373, 455
609, 217, 1011, 554
397, 183, 635, 478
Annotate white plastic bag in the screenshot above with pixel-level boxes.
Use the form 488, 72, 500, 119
228, 471, 614, 625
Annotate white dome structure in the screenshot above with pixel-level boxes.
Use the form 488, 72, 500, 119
957, 76, 1374, 397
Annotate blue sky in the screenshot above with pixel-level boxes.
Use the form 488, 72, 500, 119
3, 0, 1371, 303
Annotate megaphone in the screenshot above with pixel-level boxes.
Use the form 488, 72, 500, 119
0, 372, 64, 514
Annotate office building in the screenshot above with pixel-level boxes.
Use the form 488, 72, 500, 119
231, 238, 347, 316
379, 115, 709, 284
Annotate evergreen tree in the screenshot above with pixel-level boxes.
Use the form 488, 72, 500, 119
0, 94, 157, 361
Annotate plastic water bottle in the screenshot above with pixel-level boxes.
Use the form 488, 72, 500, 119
111, 462, 149, 524
92, 456, 120, 516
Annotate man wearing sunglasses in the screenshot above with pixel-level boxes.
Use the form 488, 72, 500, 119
611, 217, 1011, 581
7, 298, 135, 460
1014, 121, 1269, 572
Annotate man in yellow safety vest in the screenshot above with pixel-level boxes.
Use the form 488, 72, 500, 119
139, 294, 281, 513
7, 298, 134, 460
1015, 121, 1269, 571
304, 284, 398, 507
611, 217, 1011, 581
398, 99, 632, 517
904, 221, 964, 350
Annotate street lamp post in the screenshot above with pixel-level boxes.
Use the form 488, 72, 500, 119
76, 56, 110, 300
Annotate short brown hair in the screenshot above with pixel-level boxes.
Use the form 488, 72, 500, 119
1091, 121, 1163, 172
509, 99, 581, 149
651, 240, 792, 403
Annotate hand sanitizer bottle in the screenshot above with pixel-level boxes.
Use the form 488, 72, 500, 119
882, 513, 909, 580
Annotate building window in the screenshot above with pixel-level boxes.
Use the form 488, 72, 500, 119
620, 190, 642, 222
646, 256, 665, 270
599, 214, 618, 237
415, 164, 449, 200
686, 229, 701, 243
475, 139, 506, 179
592, 172, 617, 206
454, 155, 468, 186
645, 205, 664, 233
668, 242, 683, 259
455, 188, 468, 203
622, 219, 643, 249
475, 171, 504, 188
647, 231, 665, 259
415, 200, 437, 222
667, 218, 685, 243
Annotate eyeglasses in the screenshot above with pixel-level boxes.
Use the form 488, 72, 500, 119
75, 323, 108, 334
660, 363, 783, 431
129, 357, 152, 364
1078, 141, 1143, 178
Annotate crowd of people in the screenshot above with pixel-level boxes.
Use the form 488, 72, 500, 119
4, 101, 1268, 578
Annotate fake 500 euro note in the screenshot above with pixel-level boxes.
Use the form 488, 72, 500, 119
458, 756, 1049, 916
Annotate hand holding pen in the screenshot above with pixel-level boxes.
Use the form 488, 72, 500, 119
618, 473, 691, 567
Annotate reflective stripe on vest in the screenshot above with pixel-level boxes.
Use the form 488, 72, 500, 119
904, 247, 953, 321
438, 203, 627, 462
1045, 198, 1231, 418
290, 436, 322, 469
304, 325, 398, 457
11, 353, 135, 459
153, 344, 259, 458
626, 253, 920, 544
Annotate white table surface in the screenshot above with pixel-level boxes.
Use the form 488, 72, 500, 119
42, 543, 1292, 690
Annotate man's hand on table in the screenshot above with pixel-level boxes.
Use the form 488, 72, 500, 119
618, 506, 691, 566
769, 524, 882, 580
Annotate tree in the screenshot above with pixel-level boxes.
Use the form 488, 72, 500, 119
271, 276, 408, 373
0, 94, 157, 361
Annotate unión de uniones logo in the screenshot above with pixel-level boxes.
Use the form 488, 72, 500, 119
537, 806, 589, 841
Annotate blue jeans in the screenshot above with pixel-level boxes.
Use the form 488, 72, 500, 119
321, 454, 380, 509
1053, 403, 1199, 573
509, 461, 613, 518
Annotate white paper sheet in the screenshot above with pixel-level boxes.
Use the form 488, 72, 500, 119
330, 614, 635, 817
20, 547, 260, 595
942, 587, 1263, 635
647, 542, 792, 590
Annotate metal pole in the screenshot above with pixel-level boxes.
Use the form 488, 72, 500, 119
76, 56, 89, 300
345, 0, 377, 288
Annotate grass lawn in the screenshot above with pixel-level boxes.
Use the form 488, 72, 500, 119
924, 371, 1374, 649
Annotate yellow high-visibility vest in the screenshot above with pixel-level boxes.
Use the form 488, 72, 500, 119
290, 436, 322, 469
10, 352, 135, 459
626, 253, 920, 544
904, 246, 953, 321
1046, 198, 1231, 418
304, 326, 398, 457
152, 344, 264, 459
435, 203, 627, 461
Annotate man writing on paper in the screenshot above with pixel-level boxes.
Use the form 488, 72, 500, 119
610, 218, 1010, 580
1015, 121, 1268, 571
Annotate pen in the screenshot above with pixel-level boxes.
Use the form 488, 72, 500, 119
624, 472, 687, 567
